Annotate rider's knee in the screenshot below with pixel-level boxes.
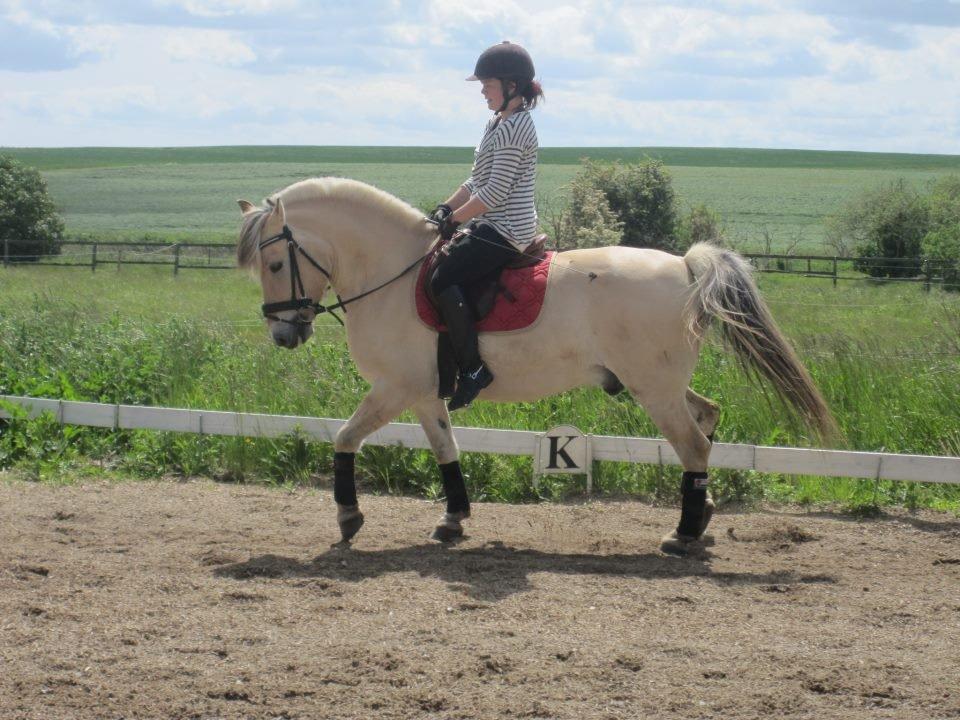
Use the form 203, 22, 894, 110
430, 269, 455, 299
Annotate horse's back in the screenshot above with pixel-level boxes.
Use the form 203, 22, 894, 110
546, 245, 696, 366
551, 245, 690, 301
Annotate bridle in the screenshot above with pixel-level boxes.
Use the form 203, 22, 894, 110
258, 224, 433, 328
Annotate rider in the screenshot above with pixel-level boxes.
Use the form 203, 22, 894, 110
430, 41, 544, 412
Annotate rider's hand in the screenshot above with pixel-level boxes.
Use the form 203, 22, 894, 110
438, 215, 459, 241
431, 203, 452, 224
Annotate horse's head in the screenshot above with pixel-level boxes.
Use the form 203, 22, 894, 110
237, 196, 332, 350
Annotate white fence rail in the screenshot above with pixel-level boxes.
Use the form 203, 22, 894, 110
1, 395, 959, 485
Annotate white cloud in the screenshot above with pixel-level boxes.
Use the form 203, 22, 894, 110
64, 24, 123, 59
160, 0, 300, 17
162, 29, 256, 66
7, 84, 160, 120
1, 1, 959, 153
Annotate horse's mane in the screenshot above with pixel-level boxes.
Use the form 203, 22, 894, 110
237, 177, 427, 269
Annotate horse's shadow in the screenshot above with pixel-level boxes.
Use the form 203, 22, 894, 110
213, 540, 817, 602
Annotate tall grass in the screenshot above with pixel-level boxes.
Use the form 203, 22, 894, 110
2, 266, 959, 513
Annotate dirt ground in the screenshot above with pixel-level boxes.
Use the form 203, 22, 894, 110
1, 478, 959, 720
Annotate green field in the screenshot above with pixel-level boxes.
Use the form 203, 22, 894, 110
4, 146, 960, 251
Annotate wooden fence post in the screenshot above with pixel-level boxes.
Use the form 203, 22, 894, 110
3, 237, 8, 267
117, 249, 122, 272
832, 257, 837, 288
173, 244, 181, 276
91, 243, 98, 272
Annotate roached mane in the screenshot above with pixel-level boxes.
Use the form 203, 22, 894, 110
236, 177, 428, 270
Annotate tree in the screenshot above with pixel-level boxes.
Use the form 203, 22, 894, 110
0, 155, 64, 263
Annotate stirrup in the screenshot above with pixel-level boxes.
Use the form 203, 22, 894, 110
447, 364, 493, 412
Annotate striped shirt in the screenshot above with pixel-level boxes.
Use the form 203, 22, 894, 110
462, 109, 539, 249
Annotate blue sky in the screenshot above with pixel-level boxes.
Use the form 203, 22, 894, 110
1, 0, 958, 152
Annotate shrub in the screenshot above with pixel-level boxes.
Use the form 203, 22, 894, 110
0, 155, 64, 262
922, 225, 960, 290
550, 170, 623, 250
676, 203, 725, 250
551, 158, 682, 251
827, 179, 929, 278
592, 159, 678, 250
922, 175, 960, 290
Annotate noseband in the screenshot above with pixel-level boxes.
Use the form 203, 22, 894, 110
258, 224, 434, 329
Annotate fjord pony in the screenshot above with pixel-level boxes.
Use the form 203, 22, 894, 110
237, 178, 835, 554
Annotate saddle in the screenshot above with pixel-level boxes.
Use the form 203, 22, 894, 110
415, 232, 553, 399
421, 231, 549, 319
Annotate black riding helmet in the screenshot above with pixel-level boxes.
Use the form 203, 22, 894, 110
466, 41, 535, 113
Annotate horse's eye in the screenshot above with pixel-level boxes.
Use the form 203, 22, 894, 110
269, 261, 283, 273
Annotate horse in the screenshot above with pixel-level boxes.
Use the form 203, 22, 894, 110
236, 178, 836, 555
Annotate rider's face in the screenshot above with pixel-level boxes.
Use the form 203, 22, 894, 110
480, 78, 513, 111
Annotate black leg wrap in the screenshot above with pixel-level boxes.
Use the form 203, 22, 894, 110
440, 461, 470, 516
677, 471, 709, 538
333, 452, 357, 507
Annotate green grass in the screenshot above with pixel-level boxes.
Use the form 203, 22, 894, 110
4, 145, 959, 251
1, 264, 958, 513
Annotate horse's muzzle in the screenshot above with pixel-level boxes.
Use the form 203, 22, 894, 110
270, 318, 313, 349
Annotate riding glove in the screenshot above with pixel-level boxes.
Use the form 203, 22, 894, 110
431, 203, 452, 224
438, 215, 459, 241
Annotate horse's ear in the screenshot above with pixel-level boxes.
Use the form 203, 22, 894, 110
269, 197, 286, 220
237, 199, 255, 214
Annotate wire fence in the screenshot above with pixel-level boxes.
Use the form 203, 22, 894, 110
2, 238, 959, 290
1, 239, 236, 274
744, 253, 960, 290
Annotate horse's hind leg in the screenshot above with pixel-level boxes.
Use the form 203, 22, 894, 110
628, 384, 715, 555
413, 399, 469, 542
686, 388, 720, 442
332, 381, 415, 544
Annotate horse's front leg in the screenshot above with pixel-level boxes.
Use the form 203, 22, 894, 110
413, 399, 467, 542
332, 382, 414, 544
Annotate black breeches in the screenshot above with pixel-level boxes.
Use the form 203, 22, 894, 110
429, 224, 517, 297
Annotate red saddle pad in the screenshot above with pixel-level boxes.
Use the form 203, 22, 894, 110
415, 251, 554, 333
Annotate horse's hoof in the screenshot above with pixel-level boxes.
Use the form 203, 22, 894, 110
430, 523, 464, 543
338, 510, 365, 543
660, 530, 699, 556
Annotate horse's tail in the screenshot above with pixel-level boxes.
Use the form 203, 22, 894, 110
682, 242, 838, 442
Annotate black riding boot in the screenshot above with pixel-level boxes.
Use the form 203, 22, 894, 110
437, 286, 494, 412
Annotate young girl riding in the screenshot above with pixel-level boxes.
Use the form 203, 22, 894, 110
430, 41, 545, 412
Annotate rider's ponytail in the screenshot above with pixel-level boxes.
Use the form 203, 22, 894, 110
521, 80, 544, 109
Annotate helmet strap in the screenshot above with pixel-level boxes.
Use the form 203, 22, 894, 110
498, 79, 514, 113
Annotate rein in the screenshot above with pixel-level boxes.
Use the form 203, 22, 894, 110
258, 224, 434, 327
